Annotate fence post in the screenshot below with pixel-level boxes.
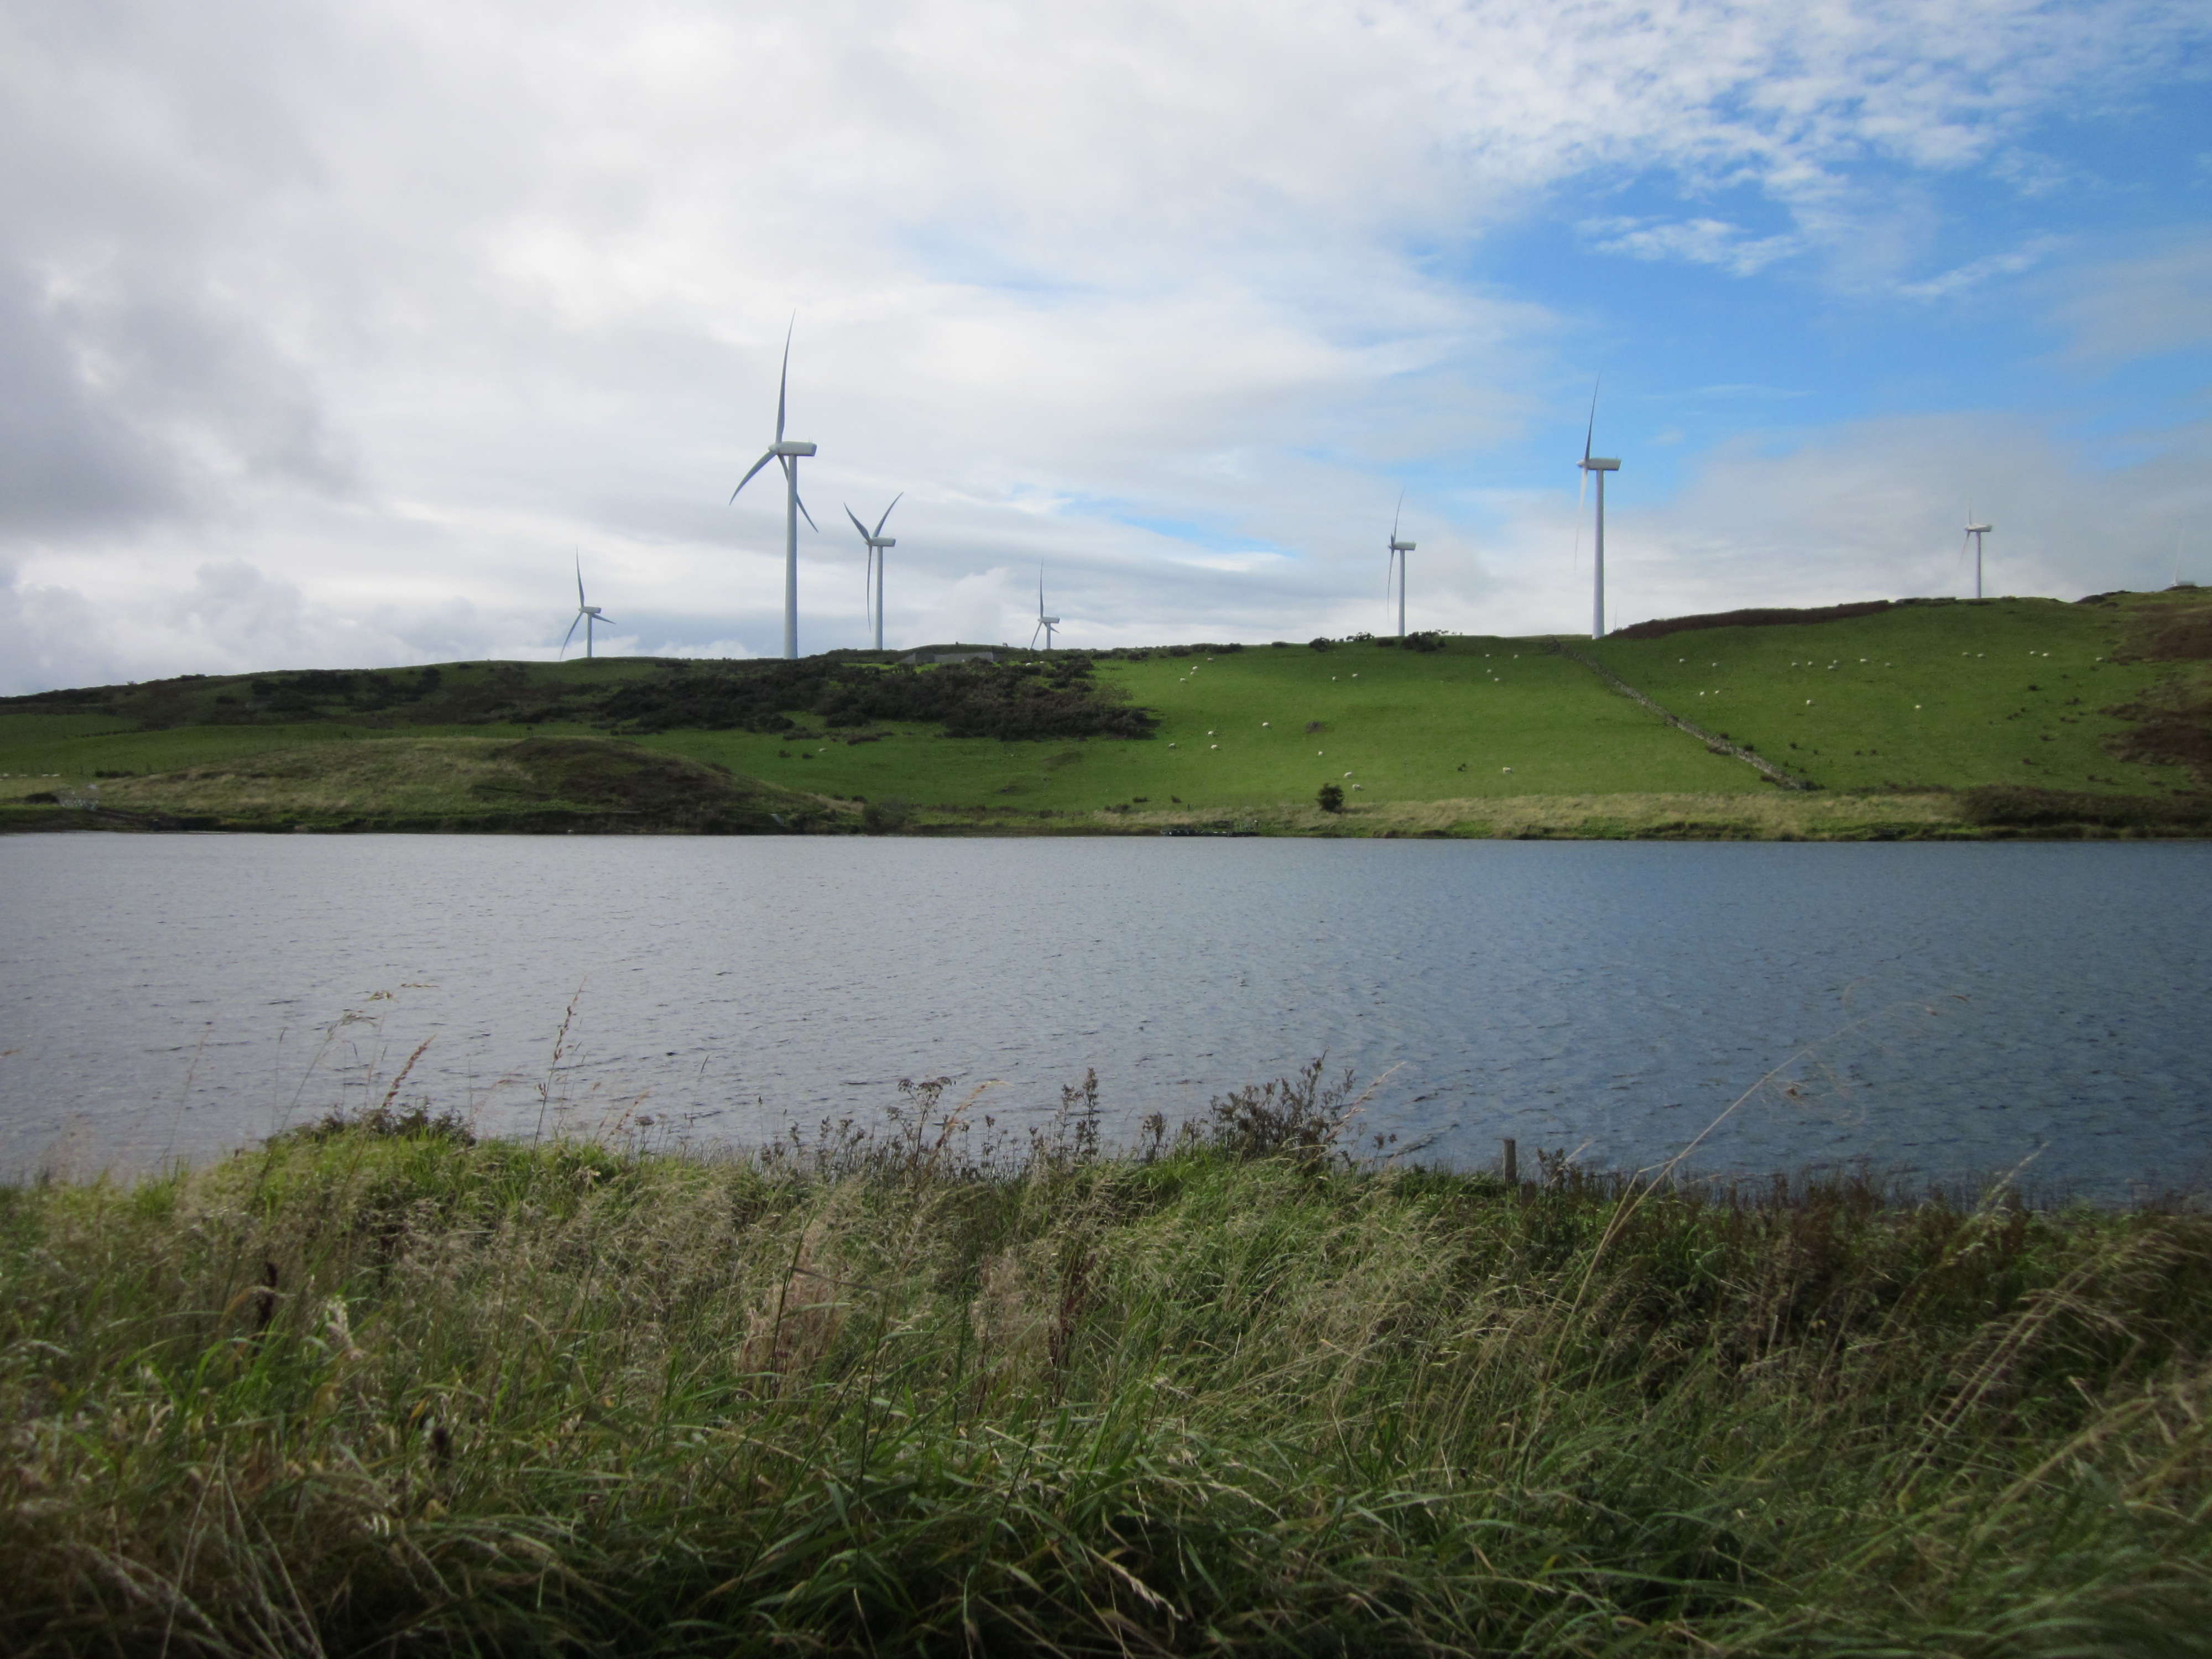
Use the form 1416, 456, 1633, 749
1503, 1138, 1517, 1186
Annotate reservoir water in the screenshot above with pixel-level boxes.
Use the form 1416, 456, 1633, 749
2, 834, 2206, 1199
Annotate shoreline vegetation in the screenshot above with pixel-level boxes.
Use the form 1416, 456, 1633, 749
2, 587, 2207, 841
4, 1070, 2209, 1655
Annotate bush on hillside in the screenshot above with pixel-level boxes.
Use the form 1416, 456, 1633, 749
1960, 784, 2212, 830
601, 656, 1156, 742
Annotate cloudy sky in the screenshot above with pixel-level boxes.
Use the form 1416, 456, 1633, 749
2, 0, 2208, 690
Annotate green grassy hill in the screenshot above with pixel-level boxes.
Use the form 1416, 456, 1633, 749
3, 587, 2205, 838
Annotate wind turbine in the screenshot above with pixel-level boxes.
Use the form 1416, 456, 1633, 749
1031, 569, 1060, 651
1577, 379, 1621, 639
844, 494, 902, 651
1963, 512, 1993, 600
561, 555, 614, 660
730, 321, 818, 659
1385, 493, 1415, 638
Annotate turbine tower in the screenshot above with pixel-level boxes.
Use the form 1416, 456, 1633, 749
561, 555, 614, 660
1963, 514, 1993, 600
1031, 569, 1060, 651
1578, 382, 1621, 639
730, 321, 818, 659
1386, 494, 1415, 638
844, 495, 902, 651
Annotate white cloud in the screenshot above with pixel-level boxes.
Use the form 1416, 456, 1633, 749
0, 0, 2204, 690
1537, 413, 2212, 630
1580, 216, 1804, 275
1893, 235, 2065, 300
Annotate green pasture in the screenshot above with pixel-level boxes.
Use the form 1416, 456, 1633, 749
1, 591, 2203, 829
640, 637, 1757, 813
1588, 596, 2187, 795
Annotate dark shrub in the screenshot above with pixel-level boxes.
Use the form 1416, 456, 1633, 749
862, 799, 916, 833
1961, 785, 2212, 830
1317, 782, 1344, 812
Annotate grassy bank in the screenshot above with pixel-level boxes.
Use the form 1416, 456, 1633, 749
2, 587, 2206, 836
4, 1084, 2209, 1655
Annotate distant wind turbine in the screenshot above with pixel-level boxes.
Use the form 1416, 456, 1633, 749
844, 495, 902, 651
1577, 379, 1621, 639
1963, 511, 1993, 601
1031, 569, 1060, 651
561, 555, 614, 660
1385, 494, 1415, 638
730, 320, 818, 659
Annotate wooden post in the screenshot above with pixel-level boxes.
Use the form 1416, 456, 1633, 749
1503, 1138, 1517, 1186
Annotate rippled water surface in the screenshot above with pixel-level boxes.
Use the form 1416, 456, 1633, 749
2, 834, 2206, 1198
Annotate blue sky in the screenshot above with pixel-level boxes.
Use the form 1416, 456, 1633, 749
1, 0, 2208, 690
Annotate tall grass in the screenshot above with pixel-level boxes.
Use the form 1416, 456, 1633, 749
3, 1070, 2209, 1656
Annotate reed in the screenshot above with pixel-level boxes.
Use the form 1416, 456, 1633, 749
3, 1073, 2209, 1656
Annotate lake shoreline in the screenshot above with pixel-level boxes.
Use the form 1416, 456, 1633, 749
7, 785, 2210, 840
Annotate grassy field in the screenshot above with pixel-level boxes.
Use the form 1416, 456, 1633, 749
1587, 594, 2196, 796
2, 588, 2204, 836
638, 635, 1760, 815
3, 1086, 2209, 1656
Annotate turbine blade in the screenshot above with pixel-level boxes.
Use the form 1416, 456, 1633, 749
1582, 374, 1600, 465
776, 316, 792, 443
576, 551, 586, 608
595, 614, 615, 627
874, 492, 902, 538
845, 503, 870, 540
730, 450, 776, 502
1391, 489, 1404, 543
560, 614, 582, 655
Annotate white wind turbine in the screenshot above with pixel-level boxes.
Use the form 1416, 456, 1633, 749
1385, 493, 1415, 638
1031, 569, 1060, 651
1963, 510, 1994, 599
730, 321, 818, 659
844, 495, 902, 651
1576, 378, 1621, 639
561, 555, 614, 660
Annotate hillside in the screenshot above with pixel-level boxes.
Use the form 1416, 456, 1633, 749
2, 587, 2205, 838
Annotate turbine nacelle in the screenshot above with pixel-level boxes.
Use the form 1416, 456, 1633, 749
771, 441, 817, 457
1390, 538, 1416, 552
1966, 521, 1993, 534
1582, 457, 1621, 472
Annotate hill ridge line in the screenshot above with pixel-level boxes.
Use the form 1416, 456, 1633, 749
1548, 638, 1813, 791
